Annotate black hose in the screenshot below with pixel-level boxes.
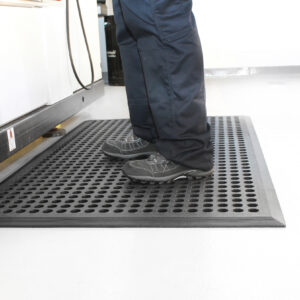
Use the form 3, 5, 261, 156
66, 0, 95, 90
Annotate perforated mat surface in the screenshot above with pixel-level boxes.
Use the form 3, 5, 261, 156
0, 117, 285, 227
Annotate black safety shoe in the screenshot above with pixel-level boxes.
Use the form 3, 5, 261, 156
122, 152, 214, 183
102, 131, 156, 159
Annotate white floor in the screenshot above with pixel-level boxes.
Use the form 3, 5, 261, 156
1, 72, 300, 300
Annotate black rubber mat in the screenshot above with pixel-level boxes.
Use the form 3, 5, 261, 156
0, 117, 285, 227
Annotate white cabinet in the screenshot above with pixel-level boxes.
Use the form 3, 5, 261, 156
0, 0, 102, 126
0, 7, 48, 126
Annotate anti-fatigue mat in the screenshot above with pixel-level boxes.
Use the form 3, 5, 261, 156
0, 117, 285, 227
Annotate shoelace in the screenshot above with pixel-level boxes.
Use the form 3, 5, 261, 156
147, 152, 168, 164
125, 131, 141, 143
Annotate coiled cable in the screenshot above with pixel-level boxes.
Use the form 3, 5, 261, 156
66, 0, 95, 90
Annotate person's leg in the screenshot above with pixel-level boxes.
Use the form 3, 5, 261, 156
112, 0, 157, 142
118, 0, 213, 171
101, 0, 158, 159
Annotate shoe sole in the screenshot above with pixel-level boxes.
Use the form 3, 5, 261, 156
102, 149, 156, 160
123, 168, 214, 184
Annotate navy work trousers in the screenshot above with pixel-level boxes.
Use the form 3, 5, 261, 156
112, 0, 213, 170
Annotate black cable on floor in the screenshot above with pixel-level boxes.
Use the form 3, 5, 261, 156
66, 0, 95, 90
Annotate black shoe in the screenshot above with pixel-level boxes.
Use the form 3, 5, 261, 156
102, 131, 156, 159
122, 152, 214, 183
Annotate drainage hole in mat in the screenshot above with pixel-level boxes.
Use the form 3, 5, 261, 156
86, 204, 97, 209
113, 203, 123, 208
74, 204, 84, 208
102, 204, 112, 208
190, 198, 199, 203
21, 205, 30, 209
145, 204, 154, 208
159, 204, 169, 208
247, 198, 257, 202
175, 198, 184, 203
232, 198, 242, 202
218, 198, 228, 203
148, 198, 157, 203
133, 199, 142, 203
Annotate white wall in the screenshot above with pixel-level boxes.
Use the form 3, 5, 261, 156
101, 0, 300, 68
193, 0, 300, 68
0, 0, 102, 126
